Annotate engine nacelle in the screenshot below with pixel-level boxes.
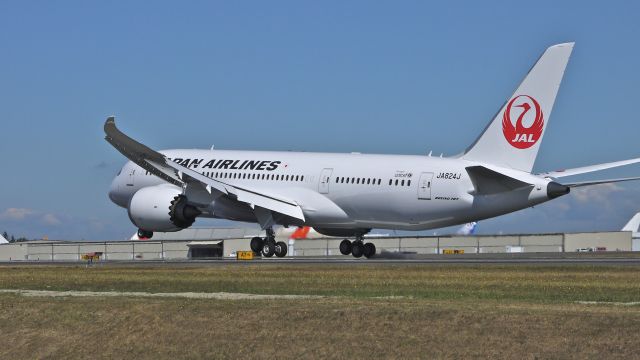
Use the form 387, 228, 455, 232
127, 184, 201, 232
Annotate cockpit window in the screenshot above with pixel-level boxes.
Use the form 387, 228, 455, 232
117, 167, 123, 176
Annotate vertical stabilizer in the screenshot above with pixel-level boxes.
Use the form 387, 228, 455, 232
456, 222, 478, 235
461, 43, 574, 172
622, 212, 640, 233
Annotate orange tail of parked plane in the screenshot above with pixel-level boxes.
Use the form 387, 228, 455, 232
290, 227, 311, 239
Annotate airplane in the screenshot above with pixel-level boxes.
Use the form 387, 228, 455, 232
622, 212, 640, 237
280, 226, 323, 240
279, 226, 390, 240
106, 42, 640, 259
456, 222, 478, 236
0, 234, 8, 244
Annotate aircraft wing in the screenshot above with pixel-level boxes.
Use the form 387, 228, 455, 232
539, 157, 640, 178
104, 117, 305, 221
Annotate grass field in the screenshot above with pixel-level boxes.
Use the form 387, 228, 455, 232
0, 264, 639, 359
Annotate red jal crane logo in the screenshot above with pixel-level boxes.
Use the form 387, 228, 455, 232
502, 95, 544, 149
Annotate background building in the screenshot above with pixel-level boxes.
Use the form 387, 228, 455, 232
0, 230, 633, 261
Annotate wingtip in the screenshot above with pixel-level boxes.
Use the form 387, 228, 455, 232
104, 116, 117, 135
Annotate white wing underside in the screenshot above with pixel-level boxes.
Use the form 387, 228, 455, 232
104, 117, 305, 222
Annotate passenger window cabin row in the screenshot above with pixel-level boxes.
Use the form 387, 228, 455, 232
144, 170, 305, 182
334, 176, 412, 187
143, 170, 411, 187
389, 179, 411, 187
335, 177, 382, 185
204, 172, 304, 182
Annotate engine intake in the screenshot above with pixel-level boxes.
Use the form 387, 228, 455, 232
169, 194, 201, 228
128, 185, 201, 232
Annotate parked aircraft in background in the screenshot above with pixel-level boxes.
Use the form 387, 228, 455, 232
622, 212, 640, 252
0, 234, 8, 244
279, 226, 322, 240
622, 213, 640, 237
456, 222, 478, 236
106, 42, 640, 259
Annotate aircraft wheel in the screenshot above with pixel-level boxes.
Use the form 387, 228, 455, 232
262, 241, 276, 257
351, 241, 364, 258
339, 239, 352, 255
275, 241, 288, 257
363, 243, 376, 259
250, 237, 264, 253
137, 229, 153, 239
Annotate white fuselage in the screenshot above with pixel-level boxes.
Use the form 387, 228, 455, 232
109, 149, 554, 233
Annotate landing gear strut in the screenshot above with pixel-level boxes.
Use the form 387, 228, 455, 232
250, 228, 287, 258
339, 235, 376, 258
137, 229, 153, 240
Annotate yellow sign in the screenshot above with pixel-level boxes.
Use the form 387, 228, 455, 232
81, 254, 100, 260
237, 251, 255, 260
442, 249, 465, 254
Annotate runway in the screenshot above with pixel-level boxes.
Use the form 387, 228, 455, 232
2, 252, 640, 266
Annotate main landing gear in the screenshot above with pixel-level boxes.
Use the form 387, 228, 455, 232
137, 229, 153, 240
339, 235, 376, 258
250, 228, 287, 258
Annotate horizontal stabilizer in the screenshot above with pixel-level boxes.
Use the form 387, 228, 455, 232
540, 157, 640, 178
466, 166, 533, 195
562, 176, 640, 188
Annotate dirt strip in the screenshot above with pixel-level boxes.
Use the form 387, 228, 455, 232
575, 301, 640, 306
0, 289, 325, 300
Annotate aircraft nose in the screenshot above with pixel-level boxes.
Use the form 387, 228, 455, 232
108, 177, 127, 207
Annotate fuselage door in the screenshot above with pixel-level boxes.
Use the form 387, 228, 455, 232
319, 168, 333, 194
418, 172, 433, 200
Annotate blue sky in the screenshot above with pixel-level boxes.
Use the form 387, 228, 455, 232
1, 1, 640, 240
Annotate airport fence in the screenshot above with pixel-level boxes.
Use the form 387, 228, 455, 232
1, 231, 630, 262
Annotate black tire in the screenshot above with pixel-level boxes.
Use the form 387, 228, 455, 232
339, 239, 352, 255
250, 237, 264, 253
363, 243, 376, 258
351, 242, 364, 258
262, 241, 276, 257
137, 229, 153, 239
275, 241, 288, 257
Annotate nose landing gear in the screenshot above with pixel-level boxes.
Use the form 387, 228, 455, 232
339, 236, 376, 258
137, 229, 153, 240
249, 228, 287, 258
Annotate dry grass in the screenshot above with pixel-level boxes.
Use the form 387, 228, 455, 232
0, 264, 639, 359
0, 264, 639, 303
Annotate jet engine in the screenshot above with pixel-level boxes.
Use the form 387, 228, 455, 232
127, 184, 201, 232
